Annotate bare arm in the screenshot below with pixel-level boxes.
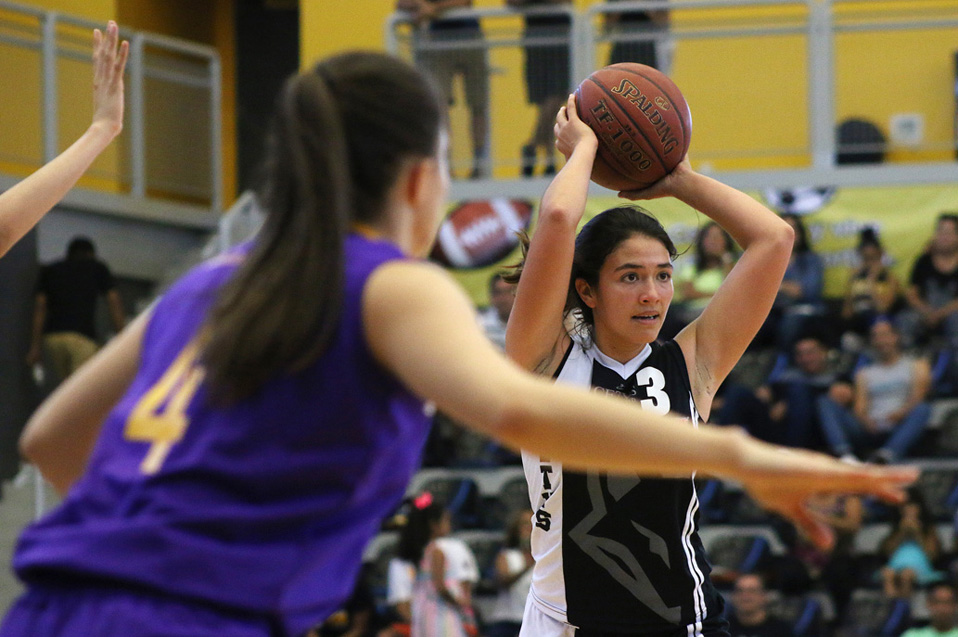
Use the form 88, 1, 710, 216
505, 94, 594, 373
19, 309, 148, 494
364, 260, 916, 548
623, 163, 793, 418
0, 23, 128, 258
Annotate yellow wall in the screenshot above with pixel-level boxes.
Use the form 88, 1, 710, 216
117, 0, 237, 204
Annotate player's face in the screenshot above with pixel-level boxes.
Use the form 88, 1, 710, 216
582, 234, 674, 354
412, 129, 451, 257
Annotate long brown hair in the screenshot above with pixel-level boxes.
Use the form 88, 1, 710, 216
201, 52, 443, 403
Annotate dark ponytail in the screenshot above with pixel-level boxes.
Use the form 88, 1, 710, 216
201, 52, 443, 404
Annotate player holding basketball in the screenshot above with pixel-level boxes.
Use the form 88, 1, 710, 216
2, 55, 914, 637
0, 22, 127, 258
506, 94, 803, 637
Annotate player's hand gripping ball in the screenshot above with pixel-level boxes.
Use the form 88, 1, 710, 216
575, 63, 692, 191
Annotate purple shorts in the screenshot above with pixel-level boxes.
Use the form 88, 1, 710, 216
0, 582, 280, 637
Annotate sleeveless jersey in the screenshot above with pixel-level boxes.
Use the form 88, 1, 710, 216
13, 234, 431, 637
521, 338, 722, 634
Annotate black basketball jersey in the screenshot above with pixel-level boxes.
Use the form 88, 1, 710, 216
521, 338, 723, 635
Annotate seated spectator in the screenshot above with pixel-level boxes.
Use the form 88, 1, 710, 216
727, 573, 795, 637
408, 493, 480, 636
486, 509, 534, 637
770, 494, 863, 619
764, 214, 826, 351
716, 335, 846, 449
816, 319, 932, 463
901, 582, 958, 637
900, 213, 958, 349
841, 227, 902, 349
665, 222, 736, 338
879, 488, 944, 600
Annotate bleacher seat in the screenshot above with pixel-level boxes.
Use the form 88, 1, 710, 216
835, 589, 910, 637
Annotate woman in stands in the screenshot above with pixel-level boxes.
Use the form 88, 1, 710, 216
2, 53, 915, 637
0, 22, 127, 258
504, 94, 833, 636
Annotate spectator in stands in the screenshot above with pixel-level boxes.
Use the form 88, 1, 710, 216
715, 334, 846, 449
901, 582, 958, 637
508, 0, 571, 178
406, 492, 480, 636
400, 0, 490, 178
380, 547, 415, 637
309, 567, 375, 637
767, 214, 825, 351
818, 494, 865, 621
727, 573, 795, 637
665, 221, 736, 338
841, 227, 902, 350
606, 0, 670, 71
879, 487, 944, 600
486, 509, 534, 637
901, 213, 958, 349
816, 319, 932, 463
479, 273, 516, 350
27, 236, 126, 383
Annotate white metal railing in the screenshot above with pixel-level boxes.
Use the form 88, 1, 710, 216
386, 0, 958, 197
0, 0, 222, 216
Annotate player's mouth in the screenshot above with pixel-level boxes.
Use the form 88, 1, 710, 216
631, 312, 660, 324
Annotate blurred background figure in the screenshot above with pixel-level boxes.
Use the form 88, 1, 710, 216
27, 236, 126, 384
485, 509, 534, 637
840, 227, 902, 351
400, 0, 490, 178
664, 221, 736, 338
606, 0, 671, 71
407, 493, 479, 637
727, 573, 795, 637
816, 319, 931, 463
900, 583, 958, 637
901, 213, 958, 350
478, 273, 516, 350
878, 487, 943, 600
508, 0, 571, 178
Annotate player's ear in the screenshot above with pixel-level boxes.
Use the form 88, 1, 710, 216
401, 157, 435, 211
574, 278, 597, 308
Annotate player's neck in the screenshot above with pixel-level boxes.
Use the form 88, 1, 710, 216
592, 330, 650, 365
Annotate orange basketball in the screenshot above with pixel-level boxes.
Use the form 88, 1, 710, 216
575, 63, 692, 191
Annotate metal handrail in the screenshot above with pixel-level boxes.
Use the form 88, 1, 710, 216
0, 0, 223, 219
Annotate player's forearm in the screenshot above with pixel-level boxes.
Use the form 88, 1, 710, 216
485, 374, 747, 480
670, 172, 793, 251
0, 123, 118, 257
539, 138, 597, 227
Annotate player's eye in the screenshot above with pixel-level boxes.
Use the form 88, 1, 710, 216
657, 271, 672, 281
622, 272, 638, 282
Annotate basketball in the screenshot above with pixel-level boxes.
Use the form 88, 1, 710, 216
575, 63, 692, 191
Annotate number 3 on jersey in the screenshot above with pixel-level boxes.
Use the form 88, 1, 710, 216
636, 367, 670, 414
124, 342, 204, 474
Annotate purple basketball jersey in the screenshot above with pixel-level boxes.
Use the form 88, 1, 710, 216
13, 234, 431, 635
